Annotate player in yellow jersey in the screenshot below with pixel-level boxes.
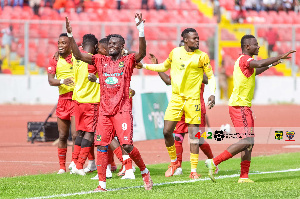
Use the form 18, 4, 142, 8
205, 34, 296, 183
140, 28, 216, 177
68, 34, 100, 176
47, 33, 76, 174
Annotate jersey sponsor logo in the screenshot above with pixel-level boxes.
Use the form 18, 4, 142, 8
105, 76, 118, 85
103, 72, 124, 77
119, 61, 124, 68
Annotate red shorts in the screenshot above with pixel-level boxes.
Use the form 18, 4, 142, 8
173, 111, 206, 134
74, 101, 99, 132
94, 111, 133, 146
229, 106, 255, 139
56, 98, 75, 120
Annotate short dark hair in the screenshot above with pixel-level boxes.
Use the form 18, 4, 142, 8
99, 38, 108, 44
82, 34, 98, 46
59, 33, 68, 37
107, 34, 125, 45
181, 28, 197, 38
241, 34, 255, 49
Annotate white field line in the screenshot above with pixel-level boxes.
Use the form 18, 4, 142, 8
23, 168, 300, 199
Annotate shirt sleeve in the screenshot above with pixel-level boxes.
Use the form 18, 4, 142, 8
143, 49, 173, 72
47, 57, 57, 74
202, 53, 216, 95
88, 64, 97, 74
92, 54, 102, 71
239, 55, 254, 78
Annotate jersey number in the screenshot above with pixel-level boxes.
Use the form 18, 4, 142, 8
195, 104, 200, 111
122, 123, 127, 130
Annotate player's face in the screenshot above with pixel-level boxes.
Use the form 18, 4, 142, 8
185, 32, 199, 51
58, 36, 70, 55
248, 38, 260, 55
108, 37, 124, 56
98, 43, 108, 56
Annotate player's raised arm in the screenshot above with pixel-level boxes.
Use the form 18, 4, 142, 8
65, 17, 93, 64
250, 50, 295, 68
134, 13, 146, 63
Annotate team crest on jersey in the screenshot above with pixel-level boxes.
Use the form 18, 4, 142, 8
119, 61, 124, 68
180, 64, 185, 70
105, 76, 118, 85
96, 135, 101, 141
124, 136, 128, 141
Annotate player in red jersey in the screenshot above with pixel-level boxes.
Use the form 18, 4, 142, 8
47, 33, 76, 174
150, 49, 217, 179
65, 14, 153, 191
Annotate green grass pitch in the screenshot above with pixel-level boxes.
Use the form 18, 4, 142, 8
1, 152, 300, 199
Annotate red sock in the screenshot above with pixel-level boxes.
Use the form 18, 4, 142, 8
87, 144, 95, 161
58, 148, 67, 170
240, 160, 251, 178
129, 147, 146, 172
72, 145, 81, 163
108, 146, 114, 165
200, 141, 214, 159
174, 140, 183, 167
97, 150, 108, 182
213, 150, 233, 166
76, 147, 91, 169
113, 146, 123, 164
124, 158, 133, 170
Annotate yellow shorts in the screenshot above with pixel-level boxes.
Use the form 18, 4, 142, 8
164, 94, 202, 124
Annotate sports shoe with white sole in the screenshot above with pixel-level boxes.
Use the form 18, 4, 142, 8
238, 178, 254, 183
165, 161, 180, 177
118, 165, 136, 176
68, 161, 76, 171
121, 169, 135, 180
91, 174, 98, 180
205, 159, 216, 182
72, 167, 86, 176
173, 167, 183, 176
57, 169, 66, 174
84, 160, 97, 173
142, 171, 153, 190
94, 186, 107, 192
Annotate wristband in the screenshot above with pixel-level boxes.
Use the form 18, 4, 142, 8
135, 18, 144, 37
96, 78, 100, 84
268, 64, 273, 68
67, 32, 73, 37
60, 79, 64, 85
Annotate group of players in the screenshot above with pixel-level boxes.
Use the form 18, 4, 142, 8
48, 12, 296, 191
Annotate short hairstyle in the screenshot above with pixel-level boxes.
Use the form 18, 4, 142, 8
181, 28, 197, 38
82, 34, 98, 46
107, 34, 125, 45
99, 38, 108, 44
241, 34, 256, 49
59, 33, 68, 37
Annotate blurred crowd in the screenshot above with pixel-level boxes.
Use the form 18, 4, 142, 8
242, 0, 300, 12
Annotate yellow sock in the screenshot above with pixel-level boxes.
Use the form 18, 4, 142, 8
166, 144, 177, 162
190, 153, 199, 172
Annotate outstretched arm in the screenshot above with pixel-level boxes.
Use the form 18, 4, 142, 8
255, 60, 281, 76
65, 17, 93, 64
148, 54, 171, 85
134, 13, 146, 63
250, 50, 296, 68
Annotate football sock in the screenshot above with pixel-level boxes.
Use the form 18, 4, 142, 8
128, 147, 146, 171
190, 153, 199, 172
166, 144, 177, 162
96, 149, 108, 182
107, 146, 114, 164
87, 144, 95, 161
76, 147, 91, 169
113, 146, 123, 164
175, 140, 183, 166
213, 150, 233, 166
240, 160, 251, 178
72, 145, 81, 163
58, 148, 67, 170
200, 141, 214, 159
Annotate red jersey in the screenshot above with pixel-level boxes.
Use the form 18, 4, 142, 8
90, 53, 135, 115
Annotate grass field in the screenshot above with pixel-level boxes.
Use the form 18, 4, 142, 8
1, 152, 300, 199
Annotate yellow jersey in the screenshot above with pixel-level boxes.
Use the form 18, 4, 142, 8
229, 54, 256, 107
145, 46, 216, 99
72, 51, 100, 103
48, 54, 74, 96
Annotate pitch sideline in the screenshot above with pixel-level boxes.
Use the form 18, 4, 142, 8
23, 168, 300, 199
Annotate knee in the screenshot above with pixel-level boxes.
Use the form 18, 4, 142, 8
163, 128, 173, 138
58, 132, 68, 142
122, 144, 133, 153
